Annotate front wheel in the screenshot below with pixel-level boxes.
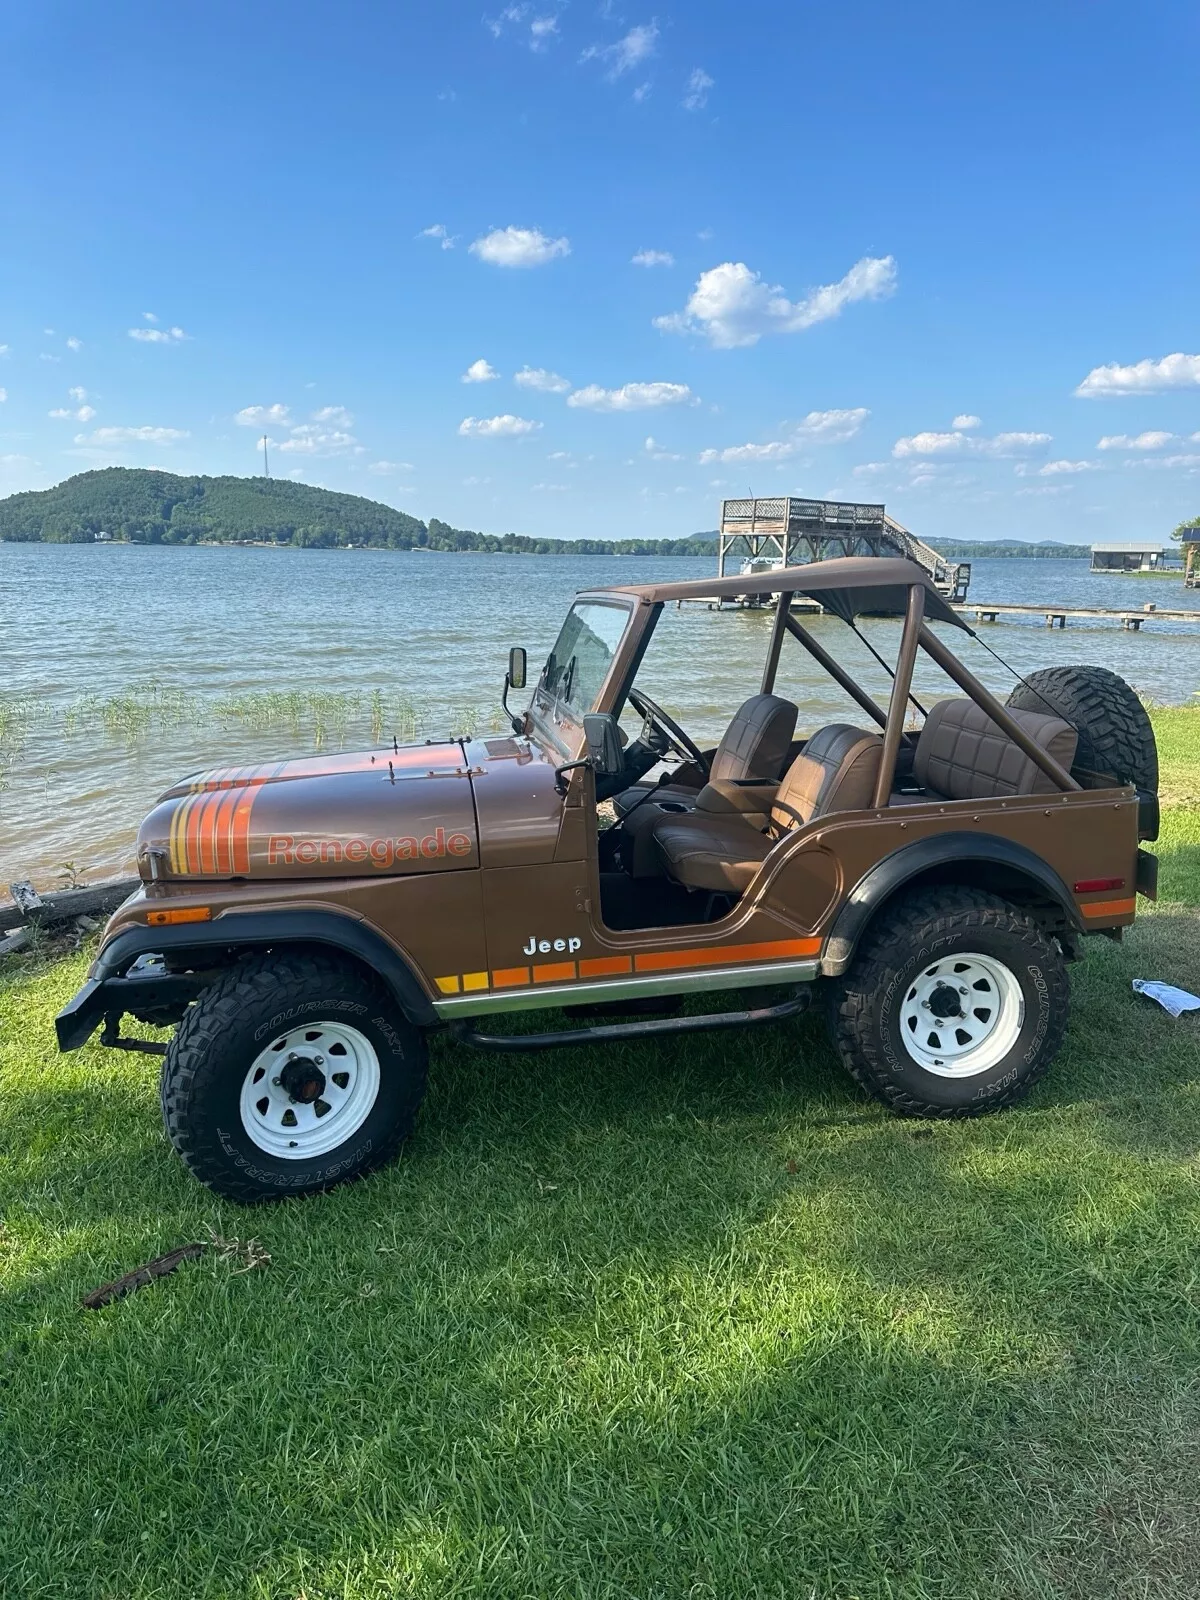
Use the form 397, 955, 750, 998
827, 887, 1070, 1117
160, 952, 428, 1201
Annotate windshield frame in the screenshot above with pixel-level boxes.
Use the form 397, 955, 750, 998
526, 593, 640, 758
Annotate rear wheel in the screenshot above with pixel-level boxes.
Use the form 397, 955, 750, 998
160, 951, 428, 1202
827, 887, 1070, 1117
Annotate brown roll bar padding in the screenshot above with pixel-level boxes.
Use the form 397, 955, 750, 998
872, 585, 925, 808
783, 613, 889, 731
918, 624, 1080, 793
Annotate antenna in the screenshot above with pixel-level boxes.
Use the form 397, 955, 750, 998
262, 434, 270, 478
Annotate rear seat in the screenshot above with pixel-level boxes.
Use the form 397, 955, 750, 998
894, 698, 1077, 804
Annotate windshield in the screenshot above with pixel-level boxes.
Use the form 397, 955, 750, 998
535, 598, 633, 724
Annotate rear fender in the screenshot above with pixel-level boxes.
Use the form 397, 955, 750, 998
820, 832, 1083, 977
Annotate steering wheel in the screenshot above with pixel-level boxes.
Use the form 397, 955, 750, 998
627, 687, 709, 776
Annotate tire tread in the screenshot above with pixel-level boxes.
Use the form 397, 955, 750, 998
829, 886, 1069, 1118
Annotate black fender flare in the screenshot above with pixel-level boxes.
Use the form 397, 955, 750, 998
91, 910, 439, 1027
820, 831, 1083, 977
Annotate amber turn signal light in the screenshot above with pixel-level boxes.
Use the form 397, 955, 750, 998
145, 907, 212, 926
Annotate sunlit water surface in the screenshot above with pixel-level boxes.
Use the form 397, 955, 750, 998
2, 543, 1198, 884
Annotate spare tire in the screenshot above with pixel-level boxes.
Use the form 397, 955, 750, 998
1006, 665, 1158, 793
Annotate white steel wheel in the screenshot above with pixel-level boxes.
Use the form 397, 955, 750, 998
898, 952, 1024, 1078
238, 1020, 381, 1160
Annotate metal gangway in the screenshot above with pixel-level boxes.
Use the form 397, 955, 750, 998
717, 497, 971, 601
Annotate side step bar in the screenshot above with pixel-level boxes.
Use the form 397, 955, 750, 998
450, 990, 810, 1053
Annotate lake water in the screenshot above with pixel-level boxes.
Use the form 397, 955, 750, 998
3, 542, 1199, 887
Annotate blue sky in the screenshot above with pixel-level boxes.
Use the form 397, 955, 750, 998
2, 0, 1199, 543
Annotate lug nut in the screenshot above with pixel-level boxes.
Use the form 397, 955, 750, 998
272, 1077, 281, 1086
313, 1055, 324, 1065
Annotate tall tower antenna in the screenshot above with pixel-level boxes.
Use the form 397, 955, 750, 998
262, 434, 270, 478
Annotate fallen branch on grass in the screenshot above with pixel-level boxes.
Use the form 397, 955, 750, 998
80, 1242, 208, 1310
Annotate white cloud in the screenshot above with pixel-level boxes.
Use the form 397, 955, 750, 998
76, 425, 188, 445
1035, 459, 1096, 476
277, 426, 359, 456
142, 312, 158, 322
368, 460, 414, 475
40, 353, 60, 362
462, 358, 500, 383
531, 482, 569, 492
582, 22, 658, 79
529, 15, 558, 50
1124, 453, 1200, 470
893, 428, 1051, 459
1097, 431, 1176, 451
469, 226, 570, 267
656, 255, 897, 348
0, 345, 7, 357
568, 381, 694, 411
644, 435, 683, 461
68, 386, 87, 402
0, 388, 7, 402
632, 248, 674, 267
458, 414, 542, 437
50, 403, 95, 421
65, 336, 82, 352
1076, 352, 1200, 397
235, 403, 291, 427
419, 223, 456, 250
311, 404, 354, 427
951, 414, 981, 430
128, 325, 189, 343
682, 67, 713, 111
699, 408, 869, 464
514, 365, 571, 392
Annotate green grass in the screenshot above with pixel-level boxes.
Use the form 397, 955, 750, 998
2, 718, 1200, 1598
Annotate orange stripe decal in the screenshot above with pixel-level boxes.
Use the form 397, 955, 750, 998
1080, 896, 1137, 920
578, 955, 633, 978
533, 960, 577, 984
634, 937, 820, 973
492, 966, 531, 988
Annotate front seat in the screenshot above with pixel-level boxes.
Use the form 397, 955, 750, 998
653, 723, 884, 896
614, 693, 798, 819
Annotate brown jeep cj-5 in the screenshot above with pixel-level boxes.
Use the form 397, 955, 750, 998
57, 557, 1160, 1201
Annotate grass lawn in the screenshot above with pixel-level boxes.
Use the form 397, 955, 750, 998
2, 713, 1200, 1600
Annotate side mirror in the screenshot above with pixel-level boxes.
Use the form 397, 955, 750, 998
507, 647, 527, 691
582, 713, 623, 777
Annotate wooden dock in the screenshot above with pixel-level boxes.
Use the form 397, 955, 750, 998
957, 600, 1200, 631
679, 595, 1200, 630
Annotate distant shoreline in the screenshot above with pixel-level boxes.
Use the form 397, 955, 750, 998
1, 538, 1098, 560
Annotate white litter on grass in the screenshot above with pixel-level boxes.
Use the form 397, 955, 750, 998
1132, 980, 1200, 1018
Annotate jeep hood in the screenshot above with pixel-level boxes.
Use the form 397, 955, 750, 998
137, 741, 479, 881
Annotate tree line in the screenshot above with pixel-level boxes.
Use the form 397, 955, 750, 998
0, 469, 718, 555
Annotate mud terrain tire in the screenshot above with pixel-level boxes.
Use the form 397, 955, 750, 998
1006, 664, 1158, 793
827, 887, 1070, 1118
160, 952, 428, 1202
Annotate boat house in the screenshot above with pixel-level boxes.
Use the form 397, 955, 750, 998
1089, 542, 1168, 573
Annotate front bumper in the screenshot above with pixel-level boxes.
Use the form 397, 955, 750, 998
55, 960, 204, 1051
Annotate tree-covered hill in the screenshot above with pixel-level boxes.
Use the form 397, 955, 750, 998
0, 469, 1094, 558
0, 469, 718, 555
